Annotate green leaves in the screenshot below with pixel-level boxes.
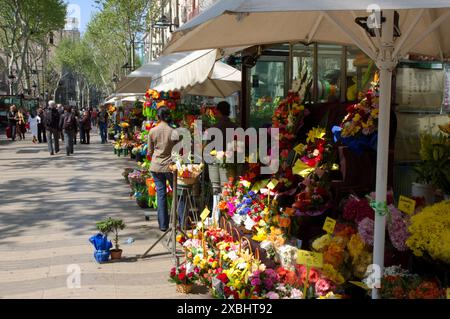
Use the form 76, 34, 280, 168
415, 132, 450, 193
96, 217, 126, 250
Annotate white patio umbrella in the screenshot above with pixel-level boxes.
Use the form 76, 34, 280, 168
162, 0, 450, 299
115, 49, 241, 97
153, 58, 241, 97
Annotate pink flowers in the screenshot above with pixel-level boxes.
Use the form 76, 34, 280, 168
387, 205, 409, 252
358, 217, 374, 246
315, 278, 335, 296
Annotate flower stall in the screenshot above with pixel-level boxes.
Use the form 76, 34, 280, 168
163, 72, 449, 299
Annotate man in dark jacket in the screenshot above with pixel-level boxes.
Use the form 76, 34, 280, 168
45, 101, 60, 155
37, 107, 47, 143
60, 106, 76, 156
7, 105, 18, 141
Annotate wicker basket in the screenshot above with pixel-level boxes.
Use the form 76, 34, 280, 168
178, 176, 199, 185
176, 283, 193, 294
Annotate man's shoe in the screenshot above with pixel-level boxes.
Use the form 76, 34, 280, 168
50, 152, 54, 155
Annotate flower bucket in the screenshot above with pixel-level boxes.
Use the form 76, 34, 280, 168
411, 182, 435, 205
208, 164, 220, 190
94, 250, 110, 263
176, 283, 193, 294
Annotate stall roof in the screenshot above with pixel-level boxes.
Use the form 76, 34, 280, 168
115, 49, 241, 97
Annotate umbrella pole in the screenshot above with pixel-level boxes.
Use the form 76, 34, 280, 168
372, 10, 395, 299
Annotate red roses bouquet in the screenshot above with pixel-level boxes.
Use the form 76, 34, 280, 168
169, 264, 197, 285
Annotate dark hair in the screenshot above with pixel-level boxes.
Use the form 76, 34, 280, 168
217, 101, 230, 117
157, 106, 171, 122
64, 105, 72, 112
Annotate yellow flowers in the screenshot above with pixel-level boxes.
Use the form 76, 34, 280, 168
306, 127, 326, 143
347, 234, 365, 260
322, 264, 345, 285
406, 200, 450, 264
312, 234, 332, 251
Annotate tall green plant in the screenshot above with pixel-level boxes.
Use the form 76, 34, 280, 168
414, 132, 450, 193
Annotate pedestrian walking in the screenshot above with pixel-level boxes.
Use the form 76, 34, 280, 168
57, 104, 64, 142
60, 106, 76, 156
7, 105, 18, 141
98, 106, 108, 144
44, 100, 60, 155
91, 108, 98, 128
28, 110, 41, 144
37, 107, 47, 143
16, 109, 27, 140
72, 109, 80, 145
81, 110, 91, 144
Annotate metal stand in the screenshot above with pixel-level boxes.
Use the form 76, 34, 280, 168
140, 171, 182, 265
177, 183, 199, 229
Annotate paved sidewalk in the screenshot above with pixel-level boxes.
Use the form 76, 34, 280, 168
0, 131, 209, 299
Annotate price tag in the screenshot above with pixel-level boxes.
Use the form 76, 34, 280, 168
297, 249, 323, 268
446, 288, 450, 299
323, 217, 336, 234
398, 195, 416, 215
200, 207, 210, 221
349, 281, 370, 290
267, 179, 279, 190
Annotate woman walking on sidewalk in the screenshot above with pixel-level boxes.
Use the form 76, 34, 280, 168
60, 106, 76, 156
81, 110, 91, 144
16, 109, 27, 140
28, 110, 40, 144
7, 105, 18, 141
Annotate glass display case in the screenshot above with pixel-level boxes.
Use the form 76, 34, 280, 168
245, 43, 375, 128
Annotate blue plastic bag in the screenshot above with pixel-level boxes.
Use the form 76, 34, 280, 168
89, 233, 112, 251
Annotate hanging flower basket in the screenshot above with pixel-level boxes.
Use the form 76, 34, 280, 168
176, 283, 193, 294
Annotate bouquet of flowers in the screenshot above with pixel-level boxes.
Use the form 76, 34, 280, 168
332, 76, 379, 153
292, 174, 331, 216
169, 264, 197, 286
295, 127, 335, 169
272, 91, 309, 172
368, 266, 445, 299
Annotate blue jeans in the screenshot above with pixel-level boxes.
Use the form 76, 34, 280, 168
152, 172, 173, 230
99, 122, 107, 143
64, 130, 74, 155
46, 128, 60, 154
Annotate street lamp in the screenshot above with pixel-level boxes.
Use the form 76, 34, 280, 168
8, 72, 16, 95
153, 14, 179, 32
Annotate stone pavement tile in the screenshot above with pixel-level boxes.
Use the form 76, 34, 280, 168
3, 244, 91, 261
0, 266, 50, 283
42, 286, 117, 299
2, 290, 45, 299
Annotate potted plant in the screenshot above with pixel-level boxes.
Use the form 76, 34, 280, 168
413, 132, 450, 204
169, 264, 196, 294
96, 217, 126, 260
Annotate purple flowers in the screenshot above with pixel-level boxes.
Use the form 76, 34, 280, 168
358, 217, 374, 246
387, 205, 409, 251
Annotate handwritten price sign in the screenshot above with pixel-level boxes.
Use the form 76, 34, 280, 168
323, 217, 336, 234
200, 207, 211, 221
297, 249, 323, 268
398, 195, 416, 215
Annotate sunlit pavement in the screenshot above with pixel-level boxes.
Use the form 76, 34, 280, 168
0, 131, 208, 299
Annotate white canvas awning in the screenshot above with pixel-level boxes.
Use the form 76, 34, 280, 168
115, 49, 241, 97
